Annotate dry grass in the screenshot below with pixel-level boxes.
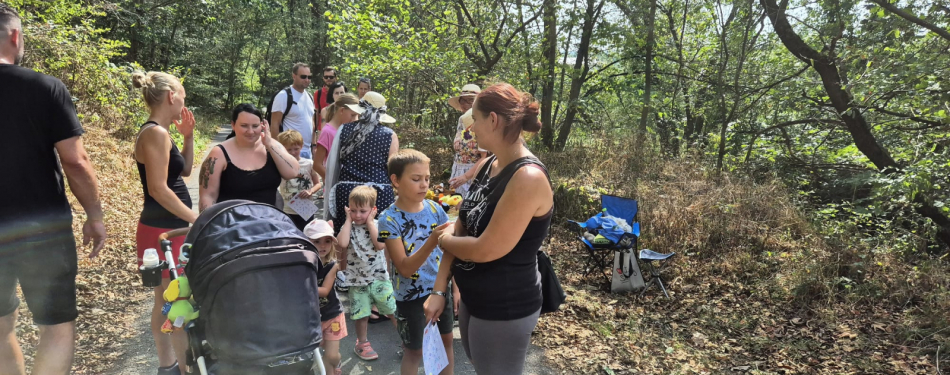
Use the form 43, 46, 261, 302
413, 131, 949, 374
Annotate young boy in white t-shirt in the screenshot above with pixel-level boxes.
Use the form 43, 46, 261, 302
277, 130, 322, 230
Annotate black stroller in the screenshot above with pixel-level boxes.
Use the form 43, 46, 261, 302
157, 200, 326, 375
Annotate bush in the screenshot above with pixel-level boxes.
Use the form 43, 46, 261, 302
13, 0, 146, 137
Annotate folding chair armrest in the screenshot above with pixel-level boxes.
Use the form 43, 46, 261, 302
567, 220, 588, 234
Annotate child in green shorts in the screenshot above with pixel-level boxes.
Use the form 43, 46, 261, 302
338, 185, 397, 361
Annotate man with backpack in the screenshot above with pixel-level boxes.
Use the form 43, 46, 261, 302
269, 62, 316, 159
312, 66, 338, 132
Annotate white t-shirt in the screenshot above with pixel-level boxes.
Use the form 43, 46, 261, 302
278, 158, 319, 216
273, 87, 316, 158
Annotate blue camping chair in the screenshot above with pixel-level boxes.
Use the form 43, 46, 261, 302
568, 195, 676, 297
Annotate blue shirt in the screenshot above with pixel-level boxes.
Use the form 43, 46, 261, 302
377, 200, 449, 301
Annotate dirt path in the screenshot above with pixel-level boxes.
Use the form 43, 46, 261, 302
106, 124, 557, 374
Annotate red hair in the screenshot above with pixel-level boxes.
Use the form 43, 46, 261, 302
473, 83, 542, 143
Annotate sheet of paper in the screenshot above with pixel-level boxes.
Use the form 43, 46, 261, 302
288, 193, 317, 220
422, 322, 448, 375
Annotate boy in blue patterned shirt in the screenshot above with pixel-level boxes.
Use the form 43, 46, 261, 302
378, 149, 457, 375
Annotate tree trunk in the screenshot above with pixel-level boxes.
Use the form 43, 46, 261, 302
308, 0, 329, 70
761, 0, 950, 247
635, 0, 658, 150
554, 0, 604, 150
539, 0, 557, 150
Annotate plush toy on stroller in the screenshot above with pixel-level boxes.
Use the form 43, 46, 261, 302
145, 200, 327, 375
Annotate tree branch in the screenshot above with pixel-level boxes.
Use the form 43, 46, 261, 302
868, 0, 950, 42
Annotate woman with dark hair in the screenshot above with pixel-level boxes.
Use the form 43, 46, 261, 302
424, 83, 552, 375
322, 91, 399, 230
320, 81, 348, 122
198, 103, 299, 210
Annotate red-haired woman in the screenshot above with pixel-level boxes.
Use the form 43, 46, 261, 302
424, 83, 553, 374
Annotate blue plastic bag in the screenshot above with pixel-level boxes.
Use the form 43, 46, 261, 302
584, 213, 625, 243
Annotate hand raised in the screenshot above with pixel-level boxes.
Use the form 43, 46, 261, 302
174, 107, 196, 139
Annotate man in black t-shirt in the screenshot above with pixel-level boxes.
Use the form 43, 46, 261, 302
0, 5, 108, 374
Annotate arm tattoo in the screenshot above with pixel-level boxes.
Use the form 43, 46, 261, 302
268, 142, 296, 170
199, 157, 216, 189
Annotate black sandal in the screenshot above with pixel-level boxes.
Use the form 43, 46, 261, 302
368, 312, 388, 324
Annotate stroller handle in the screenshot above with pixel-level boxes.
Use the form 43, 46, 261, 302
158, 227, 191, 241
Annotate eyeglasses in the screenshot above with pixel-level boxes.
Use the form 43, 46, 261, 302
324, 75, 336, 80
298, 75, 312, 80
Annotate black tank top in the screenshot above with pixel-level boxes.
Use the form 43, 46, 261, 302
317, 259, 343, 321
216, 144, 281, 206
455, 155, 552, 321
136, 122, 192, 228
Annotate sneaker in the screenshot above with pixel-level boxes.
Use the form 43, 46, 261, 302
354, 341, 379, 361
157, 362, 181, 375
335, 272, 349, 293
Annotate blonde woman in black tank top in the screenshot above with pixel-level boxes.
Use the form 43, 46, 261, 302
198, 103, 299, 211
131, 71, 197, 375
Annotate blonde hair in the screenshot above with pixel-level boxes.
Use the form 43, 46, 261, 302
311, 237, 338, 263
327, 93, 359, 121
131, 71, 182, 109
349, 185, 378, 208
277, 130, 304, 149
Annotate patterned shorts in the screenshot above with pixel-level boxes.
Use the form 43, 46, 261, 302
347, 279, 397, 320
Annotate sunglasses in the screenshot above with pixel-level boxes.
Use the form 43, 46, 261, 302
298, 75, 312, 79
324, 75, 336, 79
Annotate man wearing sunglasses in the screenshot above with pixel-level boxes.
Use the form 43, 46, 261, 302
271, 62, 317, 159
312, 66, 338, 134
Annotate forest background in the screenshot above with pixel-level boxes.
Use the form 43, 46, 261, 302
6, 0, 950, 373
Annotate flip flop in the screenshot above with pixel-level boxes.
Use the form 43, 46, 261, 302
368, 313, 388, 324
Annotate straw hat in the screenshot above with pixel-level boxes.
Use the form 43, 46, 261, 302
448, 84, 481, 111
460, 108, 474, 127
345, 91, 397, 124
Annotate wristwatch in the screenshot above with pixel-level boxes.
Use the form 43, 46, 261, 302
431, 291, 447, 298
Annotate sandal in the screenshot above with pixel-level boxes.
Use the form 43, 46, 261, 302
157, 362, 181, 375
355, 341, 379, 361
368, 312, 388, 324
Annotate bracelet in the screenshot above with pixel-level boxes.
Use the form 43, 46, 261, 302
438, 234, 446, 249
432, 291, 447, 298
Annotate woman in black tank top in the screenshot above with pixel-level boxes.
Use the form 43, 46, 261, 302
131, 71, 198, 375
423, 83, 553, 375
197, 103, 300, 211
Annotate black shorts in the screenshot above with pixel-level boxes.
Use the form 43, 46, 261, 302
395, 291, 454, 351
0, 231, 78, 325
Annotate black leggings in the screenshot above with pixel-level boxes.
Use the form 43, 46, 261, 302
458, 301, 540, 375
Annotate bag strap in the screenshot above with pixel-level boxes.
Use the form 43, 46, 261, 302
277, 87, 294, 132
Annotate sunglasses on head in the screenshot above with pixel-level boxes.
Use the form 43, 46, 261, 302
324, 75, 336, 80
298, 75, 312, 79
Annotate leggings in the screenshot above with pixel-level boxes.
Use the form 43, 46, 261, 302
458, 301, 541, 375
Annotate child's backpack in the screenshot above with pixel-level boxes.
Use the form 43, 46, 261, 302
184, 200, 322, 369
